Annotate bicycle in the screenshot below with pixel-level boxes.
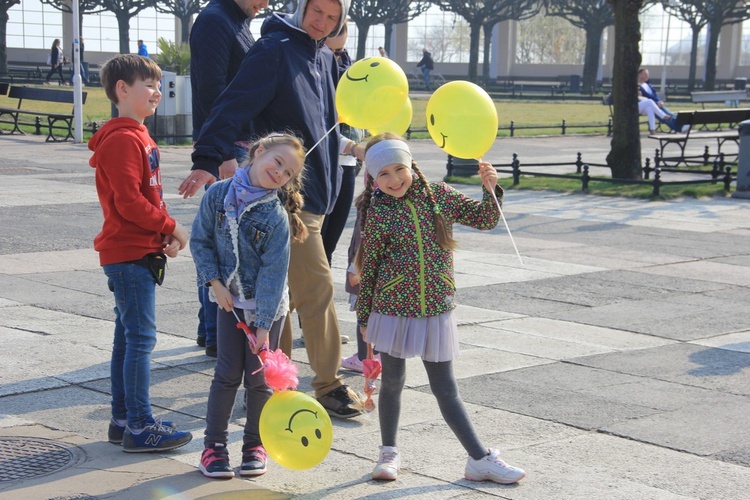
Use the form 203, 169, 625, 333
408, 67, 446, 91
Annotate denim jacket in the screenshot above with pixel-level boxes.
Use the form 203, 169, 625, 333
190, 179, 290, 330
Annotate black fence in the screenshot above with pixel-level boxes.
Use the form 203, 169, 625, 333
447, 149, 737, 197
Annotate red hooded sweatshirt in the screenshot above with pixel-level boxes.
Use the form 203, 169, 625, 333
89, 118, 176, 266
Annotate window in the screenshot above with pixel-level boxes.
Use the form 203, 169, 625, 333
408, 5, 481, 64
639, 3, 705, 67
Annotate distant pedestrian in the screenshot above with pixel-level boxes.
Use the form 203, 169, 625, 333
357, 133, 525, 485
416, 48, 434, 91
70, 37, 88, 85
137, 40, 149, 58
44, 39, 65, 85
378, 46, 388, 58
90, 54, 192, 453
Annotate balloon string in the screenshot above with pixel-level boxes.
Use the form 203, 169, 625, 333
480, 158, 524, 267
305, 122, 339, 158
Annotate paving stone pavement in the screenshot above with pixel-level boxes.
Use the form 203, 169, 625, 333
0, 133, 749, 499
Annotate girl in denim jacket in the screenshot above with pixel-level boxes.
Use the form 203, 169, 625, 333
356, 133, 525, 485
190, 133, 307, 479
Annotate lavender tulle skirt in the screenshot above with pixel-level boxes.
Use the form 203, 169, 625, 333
366, 311, 459, 362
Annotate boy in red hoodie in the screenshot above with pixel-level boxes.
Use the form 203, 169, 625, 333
89, 54, 192, 452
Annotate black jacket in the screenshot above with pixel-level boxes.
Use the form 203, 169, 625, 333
192, 13, 341, 215
189, 0, 255, 141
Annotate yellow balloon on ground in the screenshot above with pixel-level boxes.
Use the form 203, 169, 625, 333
336, 56, 409, 130
425, 81, 498, 159
259, 390, 333, 470
369, 97, 412, 136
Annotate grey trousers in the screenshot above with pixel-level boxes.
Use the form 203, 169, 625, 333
203, 308, 283, 447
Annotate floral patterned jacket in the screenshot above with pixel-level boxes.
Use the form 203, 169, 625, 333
357, 180, 502, 326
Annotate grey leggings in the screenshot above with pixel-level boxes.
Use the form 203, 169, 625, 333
378, 352, 487, 460
204, 308, 283, 447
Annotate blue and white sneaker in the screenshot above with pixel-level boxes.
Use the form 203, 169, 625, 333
122, 420, 192, 452
108, 417, 174, 445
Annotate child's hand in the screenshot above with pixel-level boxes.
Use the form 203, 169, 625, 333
171, 223, 189, 251
478, 161, 498, 192
162, 235, 180, 258
348, 272, 360, 287
210, 280, 234, 312
253, 327, 270, 354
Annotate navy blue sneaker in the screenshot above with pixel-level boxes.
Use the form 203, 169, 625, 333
122, 421, 192, 452
199, 443, 234, 478
108, 417, 175, 445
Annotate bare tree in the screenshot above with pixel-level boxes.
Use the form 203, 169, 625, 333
0, 0, 21, 74
156, 0, 208, 44
690, 0, 750, 90
605, 0, 644, 180
545, 0, 615, 94
40, 0, 108, 35
349, 0, 427, 60
431, 0, 540, 83
98, 0, 158, 54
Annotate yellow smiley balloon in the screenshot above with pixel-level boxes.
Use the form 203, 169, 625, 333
259, 390, 333, 470
336, 56, 409, 130
368, 97, 413, 137
426, 80, 499, 159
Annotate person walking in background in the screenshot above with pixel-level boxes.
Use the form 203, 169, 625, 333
378, 46, 388, 58
90, 54, 192, 452
416, 48, 434, 91
137, 40, 149, 58
190, 133, 307, 478
70, 37, 88, 85
44, 39, 66, 85
184, 0, 365, 420
356, 133, 525, 484
187, 0, 268, 357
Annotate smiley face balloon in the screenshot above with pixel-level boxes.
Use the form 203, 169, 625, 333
426, 80, 498, 159
336, 56, 409, 130
259, 390, 333, 470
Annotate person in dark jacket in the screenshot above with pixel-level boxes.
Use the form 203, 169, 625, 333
187, 0, 268, 357
638, 67, 671, 115
416, 48, 434, 91
183, 0, 365, 420
44, 39, 65, 85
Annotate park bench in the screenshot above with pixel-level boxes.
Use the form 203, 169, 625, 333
691, 90, 747, 108
648, 108, 750, 161
0, 85, 87, 141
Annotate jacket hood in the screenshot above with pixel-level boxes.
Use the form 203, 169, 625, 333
88, 118, 148, 168
289, 0, 350, 39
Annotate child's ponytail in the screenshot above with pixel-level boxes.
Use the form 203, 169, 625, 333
354, 173, 375, 273
284, 189, 308, 243
413, 164, 458, 251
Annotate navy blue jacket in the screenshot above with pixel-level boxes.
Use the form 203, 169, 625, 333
192, 13, 341, 216
189, 0, 255, 141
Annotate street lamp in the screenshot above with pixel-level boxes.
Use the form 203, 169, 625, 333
660, 0, 677, 96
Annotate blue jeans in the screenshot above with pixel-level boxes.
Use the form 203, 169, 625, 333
421, 67, 432, 90
104, 262, 157, 428
197, 285, 218, 347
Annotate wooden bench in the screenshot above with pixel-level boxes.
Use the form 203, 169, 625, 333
648, 108, 750, 161
0, 86, 87, 141
691, 90, 747, 108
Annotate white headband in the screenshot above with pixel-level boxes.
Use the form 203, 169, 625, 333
365, 140, 412, 178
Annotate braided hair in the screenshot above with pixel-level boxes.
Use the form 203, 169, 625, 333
355, 133, 457, 272
241, 133, 309, 243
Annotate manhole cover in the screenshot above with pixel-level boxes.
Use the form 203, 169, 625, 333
0, 437, 81, 482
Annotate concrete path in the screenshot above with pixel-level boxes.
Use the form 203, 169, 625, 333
0, 132, 749, 499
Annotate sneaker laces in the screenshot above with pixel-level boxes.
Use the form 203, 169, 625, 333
378, 449, 398, 465
146, 419, 174, 434
486, 449, 509, 467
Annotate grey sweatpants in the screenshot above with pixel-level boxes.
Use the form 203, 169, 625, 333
203, 308, 283, 447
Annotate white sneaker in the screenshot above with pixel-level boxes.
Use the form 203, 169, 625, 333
465, 449, 525, 484
341, 353, 364, 372
372, 445, 400, 481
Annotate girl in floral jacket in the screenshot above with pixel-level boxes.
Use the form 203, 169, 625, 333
356, 133, 526, 485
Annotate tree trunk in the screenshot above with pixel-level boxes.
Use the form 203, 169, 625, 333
117, 12, 131, 54
606, 0, 643, 180
582, 25, 603, 95
384, 23, 393, 57
355, 23, 370, 61
0, 10, 8, 74
687, 27, 700, 92
482, 22, 494, 87
467, 21, 481, 83
179, 14, 190, 44
703, 22, 720, 91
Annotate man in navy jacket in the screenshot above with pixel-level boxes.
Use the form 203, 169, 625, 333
638, 68, 672, 115
185, 0, 268, 356
183, 0, 364, 419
